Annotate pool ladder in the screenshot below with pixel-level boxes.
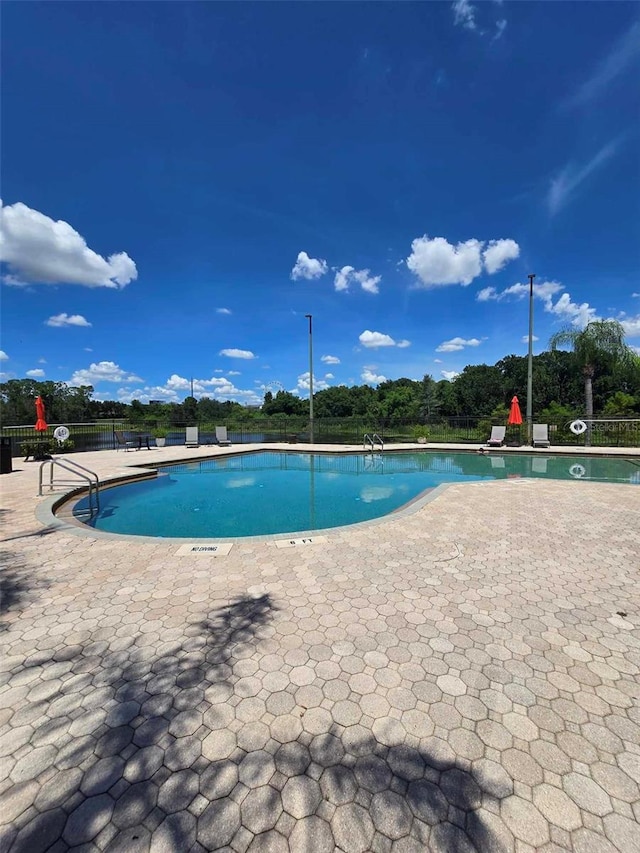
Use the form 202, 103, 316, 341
38, 457, 100, 518
363, 433, 384, 453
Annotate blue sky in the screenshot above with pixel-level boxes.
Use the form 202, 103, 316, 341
1, 1, 639, 405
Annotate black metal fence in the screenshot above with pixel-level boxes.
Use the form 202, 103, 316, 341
2, 416, 639, 457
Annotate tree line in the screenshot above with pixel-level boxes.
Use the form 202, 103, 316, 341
2, 321, 639, 427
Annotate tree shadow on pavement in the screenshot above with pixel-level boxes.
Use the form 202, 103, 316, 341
3, 590, 512, 852
0, 549, 50, 631
190, 725, 510, 852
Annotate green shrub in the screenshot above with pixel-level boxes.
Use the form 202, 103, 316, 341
538, 402, 577, 443
602, 392, 637, 417
477, 418, 493, 438
21, 438, 75, 457
491, 403, 510, 421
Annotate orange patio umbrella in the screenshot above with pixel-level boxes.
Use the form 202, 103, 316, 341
35, 396, 48, 431
507, 395, 523, 425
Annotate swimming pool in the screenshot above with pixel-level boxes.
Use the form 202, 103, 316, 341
71, 450, 639, 539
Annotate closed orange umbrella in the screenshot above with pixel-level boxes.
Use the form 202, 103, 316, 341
35, 396, 48, 431
507, 395, 522, 425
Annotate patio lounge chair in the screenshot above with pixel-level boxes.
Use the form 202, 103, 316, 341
216, 426, 232, 446
185, 426, 199, 448
486, 426, 506, 447
532, 423, 551, 448
115, 430, 137, 451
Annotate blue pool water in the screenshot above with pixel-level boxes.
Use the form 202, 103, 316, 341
74, 451, 639, 538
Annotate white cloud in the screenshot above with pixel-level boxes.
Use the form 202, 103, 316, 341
69, 361, 143, 386
549, 293, 597, 327
476, 279, 597, 328
166, 375, 202, 391
521, 334, 540, 343
514, 281, 565, 302
548, 140, 620, 215
334, 266, 352, 292
84, 347, 93, 352
45, 312, 92, 328
396, 340, 411, 349
407, 234, 520, 289
478, 280, 563, 303
113, 386, 181, 404
325, 373, 334, 379
564, 22, 640, 110
110, 373, 264, 405
441, 370, 460, 380
297, 371, 330, 393
0, 350, 8, 361
361, 368, 387, 385
620, 315, 640, 337
26, 368, 45, 378
359, 330, 396, 348
452, 0, 477, 31
632, 292, 639, 298
334, 265, 381, 294
38, 357, 46, 363
436, 337, 482, 352
219, 348, 256, 359
0, 201, 137, 288
321, 354, 340, 365
357, 271, 381, 294
290, 251, 328, 281
216, 307, 232, 315
227, 370, 241, 376
452, 0, 507, 40
494, 19, 507, 40
477, 286, 498, 302
407, 235, 483, 287
482, 239, 520, 274
434, 358, 443, 364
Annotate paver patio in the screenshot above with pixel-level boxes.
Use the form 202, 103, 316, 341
1, 444, 639, 852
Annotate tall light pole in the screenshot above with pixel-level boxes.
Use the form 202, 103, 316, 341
305, 314, 314, 444
526, 273, 535, 445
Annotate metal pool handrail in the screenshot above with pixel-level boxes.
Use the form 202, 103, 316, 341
38, 457, 100, 515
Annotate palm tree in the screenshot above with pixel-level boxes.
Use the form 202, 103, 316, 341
550, 320, 633, 445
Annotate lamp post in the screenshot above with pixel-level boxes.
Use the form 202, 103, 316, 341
305, 314, 314, 444
526, 273, 535, 445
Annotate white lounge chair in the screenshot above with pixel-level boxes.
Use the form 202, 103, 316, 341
486, 426, 506, 447
185, 426, 199, 448
532, 424, 550, 448
216, 426, 232, 446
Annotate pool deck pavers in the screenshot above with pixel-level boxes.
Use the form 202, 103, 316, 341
1, 442, 639, 852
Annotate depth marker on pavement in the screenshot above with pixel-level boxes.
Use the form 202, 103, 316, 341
176, 543, 233, 556
275, 536, 327, 549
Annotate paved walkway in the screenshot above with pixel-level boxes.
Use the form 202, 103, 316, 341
1, 445, 639, 852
